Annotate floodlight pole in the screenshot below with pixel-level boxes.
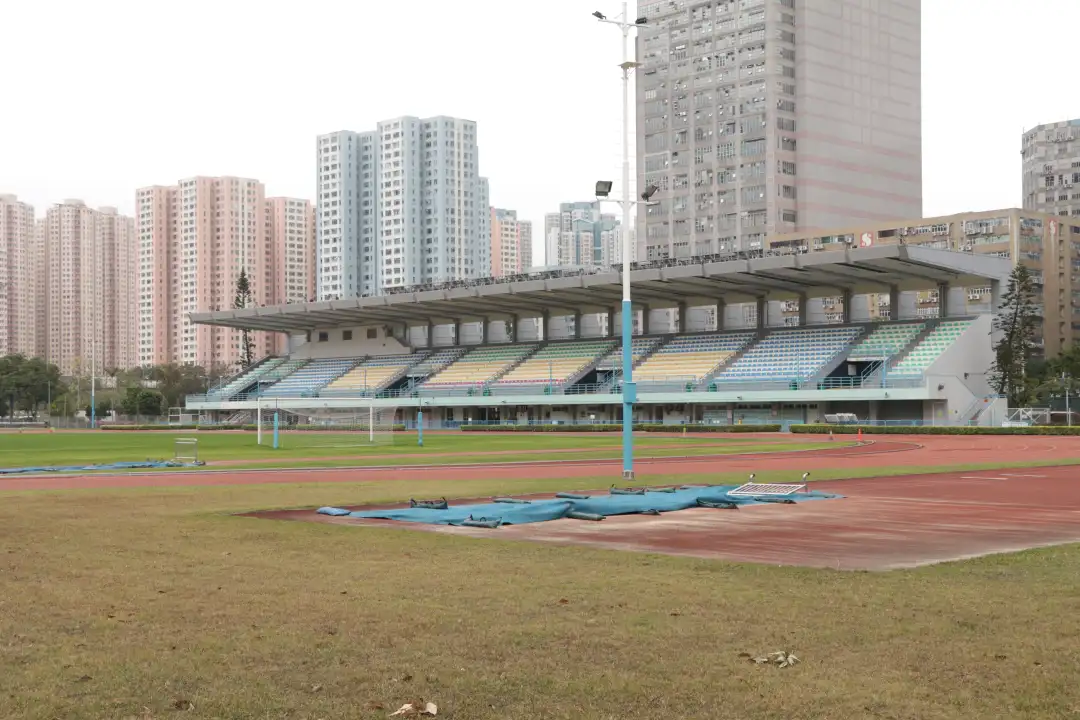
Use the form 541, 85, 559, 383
596, 1, 645, 480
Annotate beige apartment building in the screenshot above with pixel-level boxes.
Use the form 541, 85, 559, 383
489, 208, 533, 277
766, 209, 1079, 356
265, 197, 316, 353
37, 200, 137, 375
0, 194, 42, 359
136, 178, 315, 370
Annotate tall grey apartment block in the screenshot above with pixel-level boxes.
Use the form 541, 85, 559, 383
635, 0, 922, 259
1022, 119, 1080, 217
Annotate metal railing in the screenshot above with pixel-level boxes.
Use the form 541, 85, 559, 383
186, 373, 926, 406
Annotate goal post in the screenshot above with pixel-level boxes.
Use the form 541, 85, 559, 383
1003, 407, 1050, 427
255, 401, 400, 449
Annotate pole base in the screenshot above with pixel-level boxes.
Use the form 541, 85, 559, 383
622, 470, 636, 481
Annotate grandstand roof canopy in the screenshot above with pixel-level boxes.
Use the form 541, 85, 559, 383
191, 246, 1011, 333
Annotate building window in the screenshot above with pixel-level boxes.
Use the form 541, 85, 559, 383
342, 330, 353, 341
366, 328, 378, 339
318, 331, 329, 342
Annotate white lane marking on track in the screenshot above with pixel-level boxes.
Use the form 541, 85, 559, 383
960, 476, 1010, 480
1000, 474, 1045, 478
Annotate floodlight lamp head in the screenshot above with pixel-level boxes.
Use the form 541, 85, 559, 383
595, 180, 613, 198
640, 184, 659, 201
592, 10, 606, 19
635, 16, 648, 24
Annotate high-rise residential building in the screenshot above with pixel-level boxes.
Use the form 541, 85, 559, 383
39, 200, 137, 375
265, 197, 316, 305
636, 0, 922, 259
544, 202, 621, 268
0, 194, 43, 359
316, 115, 488, 298
316, 130, 378, 299
520, 221, 533, 271
477, 177, 491, 277
1022, 120, 1080, 217
489, 208, 533, 277
265, 197, 316, 354
137, 177, 314, 370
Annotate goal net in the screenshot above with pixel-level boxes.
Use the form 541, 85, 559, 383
1003, 407, 1050, 427
255, 403, 400, 449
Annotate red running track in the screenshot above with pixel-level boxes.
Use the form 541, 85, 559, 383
3, 435, 1080, 492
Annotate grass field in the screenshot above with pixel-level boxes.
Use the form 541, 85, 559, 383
0, 431, 836, 470
3, 462, 1080, 719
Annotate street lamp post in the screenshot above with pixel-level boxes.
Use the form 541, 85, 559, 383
90, 231, 98, 429
593, 2, 652, 480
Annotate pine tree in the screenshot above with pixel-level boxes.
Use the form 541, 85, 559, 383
988, 264, 1040, 406
233, 268, 256, 369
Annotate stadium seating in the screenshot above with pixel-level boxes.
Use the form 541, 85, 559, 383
206, 318, 978, 403
715, 326, 862, 382
407, 348, 466, 379
322, 352, 427, 394
422, 344, 537, 387
208, 357, 286, 399
846, 323, 926, 361
634, 332, 756, 384
261, 358, 358, 398
494, 339, 616, 386
596, 337, 663, 371
261, 358, 307, 381
889, 320, 972, 376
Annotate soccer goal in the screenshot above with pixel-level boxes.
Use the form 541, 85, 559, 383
255, 402, 400, 449
1003, 407, 1050, 427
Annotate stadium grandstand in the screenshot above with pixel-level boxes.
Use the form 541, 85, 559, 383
185, 245, 1011, 429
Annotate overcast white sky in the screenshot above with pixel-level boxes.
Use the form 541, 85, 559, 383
2, 0, 1078, 266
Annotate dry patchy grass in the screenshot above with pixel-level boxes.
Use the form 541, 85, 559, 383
2, 471, 1080, 719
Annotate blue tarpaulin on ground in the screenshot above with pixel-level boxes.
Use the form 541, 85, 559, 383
317, 485, 841, 527
0, 460, 201, 475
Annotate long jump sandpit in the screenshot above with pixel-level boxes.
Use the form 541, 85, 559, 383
248, 465, 1080, 571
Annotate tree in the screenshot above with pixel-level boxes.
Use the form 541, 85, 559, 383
119, 386, 163, 417
0, 354, 64, 419
150, 363, 208, 409
233, 268, 256, 369
988, 264, 1040, 406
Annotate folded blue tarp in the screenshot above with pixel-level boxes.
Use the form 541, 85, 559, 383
0, 460, 200, 475
317, 485, 840, 527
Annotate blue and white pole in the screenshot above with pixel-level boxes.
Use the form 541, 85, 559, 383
618, 2, 635, 481
595, 0, 645, 480
417, 406, 424, 447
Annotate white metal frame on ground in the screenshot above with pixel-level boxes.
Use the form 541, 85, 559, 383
728, 483, 807, 497
174, 438, 199, 464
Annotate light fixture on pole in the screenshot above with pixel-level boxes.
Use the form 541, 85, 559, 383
592, 0, 653, 482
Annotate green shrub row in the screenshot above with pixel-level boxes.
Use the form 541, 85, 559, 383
101, 424, 203, 431
460, 423, 781, 433
101, 424, 408, 432
790, 424, 1080, 436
